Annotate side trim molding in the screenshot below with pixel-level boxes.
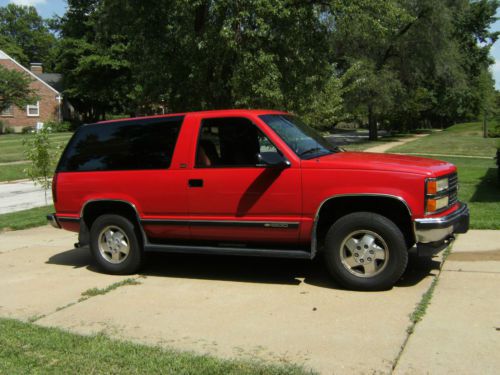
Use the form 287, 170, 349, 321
141, 219, 299, 229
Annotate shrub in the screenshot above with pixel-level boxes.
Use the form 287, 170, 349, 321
44, 120, 72, 133
4, 126, 15, 134
22, 126, 35, 134
488, 123, 500, 138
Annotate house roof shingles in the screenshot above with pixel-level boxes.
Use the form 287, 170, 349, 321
0, 49, 62, 96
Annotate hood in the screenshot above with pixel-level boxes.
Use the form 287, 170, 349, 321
301, 151, 455, 176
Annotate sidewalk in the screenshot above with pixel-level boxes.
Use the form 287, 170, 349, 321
364, 134, 429, 153
395, 230, 500, 374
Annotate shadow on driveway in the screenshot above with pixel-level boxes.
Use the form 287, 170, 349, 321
47, 247, 441, 290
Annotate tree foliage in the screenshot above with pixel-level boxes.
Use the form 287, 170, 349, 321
47, 0, 499, 135
22, 127, 61, 204
0, 65, 37, 112
0, 4, 57, 69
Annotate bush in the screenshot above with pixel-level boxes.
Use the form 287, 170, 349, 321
4, 126, 15, 134
488, 123, 500, 138
44, 120, 71, 133
22, 126, 35, 134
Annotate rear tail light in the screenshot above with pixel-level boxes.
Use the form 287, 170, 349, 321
52, 172, 58, 204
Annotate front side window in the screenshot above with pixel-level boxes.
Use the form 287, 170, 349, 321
196, 117, 281, 168
57, 116, 184, 172
27, 102, 40, 117
260, 114, 338, 159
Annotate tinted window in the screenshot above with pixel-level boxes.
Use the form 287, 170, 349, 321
58, 116, 184, 172
196, 117, 281, 168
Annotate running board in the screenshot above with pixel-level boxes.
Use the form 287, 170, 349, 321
144, 244, 312, 259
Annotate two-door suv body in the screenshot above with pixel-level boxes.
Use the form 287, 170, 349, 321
48, 110, 469, 290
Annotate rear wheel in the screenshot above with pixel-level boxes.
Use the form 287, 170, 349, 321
90, 214, 143, 274
324, 212, 408, 291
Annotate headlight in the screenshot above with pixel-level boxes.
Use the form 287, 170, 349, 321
426, 177, 449, 195
425, 176, 452, 214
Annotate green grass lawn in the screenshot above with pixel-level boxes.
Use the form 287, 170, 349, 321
0, 132, 72, 163
0, 162, 30, 182
0, 132, 71, 180
0, 205, 54, 232
384, 122, 499, 229
0, 318, 310, 375
421, 156, 499, 229
388, 122, 499, 157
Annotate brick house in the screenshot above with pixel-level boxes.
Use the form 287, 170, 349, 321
0, 50, 64, 133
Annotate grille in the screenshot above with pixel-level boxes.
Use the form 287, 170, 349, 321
448, 172, 458, 207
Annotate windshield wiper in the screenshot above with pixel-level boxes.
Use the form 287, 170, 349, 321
299, 147, 326, 157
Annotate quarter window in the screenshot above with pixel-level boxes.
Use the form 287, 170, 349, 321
196, 117, 281, 168
57, 117, 184, 172
27, 102, 40, 117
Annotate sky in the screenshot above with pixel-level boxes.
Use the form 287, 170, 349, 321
3, 0, 500, 89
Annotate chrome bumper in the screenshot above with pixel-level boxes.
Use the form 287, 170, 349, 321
47, 213, 61, 229
414, 203, 469, 244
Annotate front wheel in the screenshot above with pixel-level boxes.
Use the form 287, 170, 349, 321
324, 212, 408, 291
90, 214, 143, 275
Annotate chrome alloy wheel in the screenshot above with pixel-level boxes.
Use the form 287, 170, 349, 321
98, 225, 130, 264
339, 230, 389, 278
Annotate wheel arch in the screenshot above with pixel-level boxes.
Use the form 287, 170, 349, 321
79, 199, 145, 246
312, 194, 415, 256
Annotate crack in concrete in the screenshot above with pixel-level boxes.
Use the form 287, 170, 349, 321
29, 276, 143, 323
443, 269, 500, 275
391, 247, 451, 373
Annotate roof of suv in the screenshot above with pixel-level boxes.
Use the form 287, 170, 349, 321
97, 109, 288, 125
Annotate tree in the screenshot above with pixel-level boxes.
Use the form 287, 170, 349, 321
99, 0, 337, 123
52, 0, 133, 122
0, 65, 37, 112
23, 127, 60, 204
52, 0, 499, 132
0, 4, 57, 69
332, 0, 499, 137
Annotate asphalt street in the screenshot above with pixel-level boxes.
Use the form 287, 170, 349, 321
0, 180, 52, 214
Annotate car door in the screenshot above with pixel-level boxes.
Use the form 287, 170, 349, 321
188, 115, 302, 245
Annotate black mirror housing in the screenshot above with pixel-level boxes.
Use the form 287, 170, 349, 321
257, 153, 291, 168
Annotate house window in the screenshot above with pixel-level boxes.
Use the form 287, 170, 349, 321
1, 105, 13, 117
27, 102, 40, 117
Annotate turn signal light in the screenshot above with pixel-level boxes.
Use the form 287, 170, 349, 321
426, 196, 449, 213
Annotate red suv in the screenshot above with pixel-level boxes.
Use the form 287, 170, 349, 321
48, 110, 469, 290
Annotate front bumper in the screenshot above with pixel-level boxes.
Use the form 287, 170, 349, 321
47, 213, 61, 229
413, 203, 469, 256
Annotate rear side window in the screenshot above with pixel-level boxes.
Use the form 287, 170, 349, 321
58, 116, 184, 172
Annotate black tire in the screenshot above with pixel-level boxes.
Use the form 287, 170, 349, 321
89, 214, 143, 274
324, 212, 408, 291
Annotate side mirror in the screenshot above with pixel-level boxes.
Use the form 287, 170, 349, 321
257, 153, 291, 168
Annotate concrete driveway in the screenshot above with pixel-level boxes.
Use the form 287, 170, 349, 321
1, 226, 498, 374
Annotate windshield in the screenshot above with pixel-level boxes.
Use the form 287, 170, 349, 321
259, 114, 339, 159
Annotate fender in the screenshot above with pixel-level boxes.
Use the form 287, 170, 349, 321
310, 193, 413, 258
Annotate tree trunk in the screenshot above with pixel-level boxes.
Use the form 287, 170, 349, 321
483, 110, 488, 138
368, 105, 378, 141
